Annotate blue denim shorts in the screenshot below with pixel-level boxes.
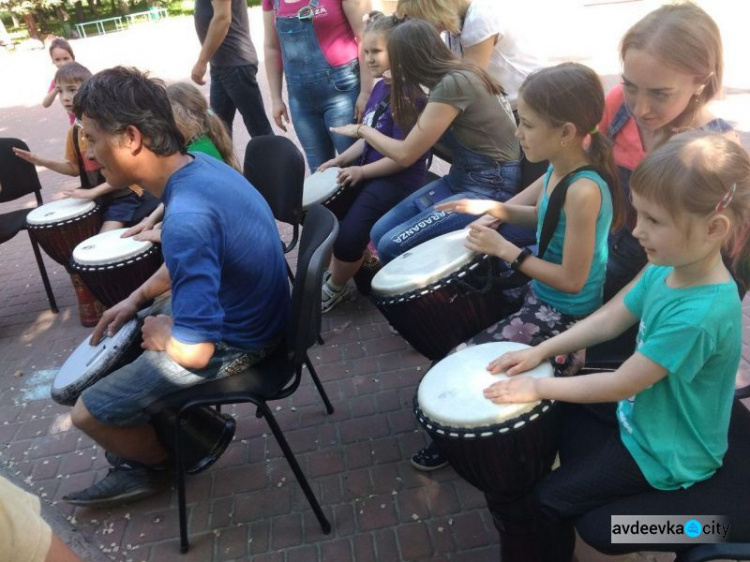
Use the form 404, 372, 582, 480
81, 300, 278, 426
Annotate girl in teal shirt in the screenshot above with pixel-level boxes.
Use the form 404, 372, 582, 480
487, 132, 750, 561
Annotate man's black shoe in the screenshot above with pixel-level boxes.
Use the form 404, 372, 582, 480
63, 465, 169, 508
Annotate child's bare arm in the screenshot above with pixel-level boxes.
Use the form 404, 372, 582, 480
42, 88, 58, 108
60, 182, 122, 200
484, 352, 667, 404
12, 147, 78, 177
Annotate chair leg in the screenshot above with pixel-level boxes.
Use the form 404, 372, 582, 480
257, 401, 331, 535
28, 234, 58, 313
286, 260, 295, 284
176, 413, 190, 553
304, 354, 334, 414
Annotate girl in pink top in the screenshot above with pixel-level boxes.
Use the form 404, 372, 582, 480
263, 0, 374, 171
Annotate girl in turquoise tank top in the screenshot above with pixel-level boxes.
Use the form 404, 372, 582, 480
122, 82, 240, 243
484, 132, 750, 561
411, 63, 624, 479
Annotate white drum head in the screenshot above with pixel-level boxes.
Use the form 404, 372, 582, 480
26, 199, 96, 225
72, 228, 153, 266
52, 319, 140, 391
371, 230, 476, 296
302, 167, 341, 208
417, 342, 554, 428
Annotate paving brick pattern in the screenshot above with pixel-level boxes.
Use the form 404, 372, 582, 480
1, 3, 749, 561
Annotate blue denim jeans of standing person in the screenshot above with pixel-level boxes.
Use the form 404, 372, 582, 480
210, 63, 273, 138
273, 0, 359, 172
286, 64, 360, 172
371, 157, 523, 263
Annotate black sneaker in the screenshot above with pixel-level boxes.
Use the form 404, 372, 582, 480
410, 441, 449, 472
63, 465, 169, 508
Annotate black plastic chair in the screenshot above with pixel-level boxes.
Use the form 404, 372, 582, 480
150, 204, 337, 553
0, 138, 58, 313
243, 135, 305, 281
575, 398, 750, 561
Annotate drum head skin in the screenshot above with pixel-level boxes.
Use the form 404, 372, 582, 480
51, 319, 140, 406
26, 199, 97, 225
302, 167, 341, 208
417, 342, 554, 428
72, 228, 153, 266
371, 230, 476, 296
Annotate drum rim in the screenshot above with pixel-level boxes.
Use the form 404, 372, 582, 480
26, 204, 102, 229
413, 394, 556, 439
371, 252, 493, 303
69, 244, 162, 271
302, 167, 346, 208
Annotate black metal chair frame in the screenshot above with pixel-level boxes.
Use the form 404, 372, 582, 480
0, 138, 58, 313
151, 205, 337, 553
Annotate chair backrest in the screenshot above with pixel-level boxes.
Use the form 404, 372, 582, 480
0, 138, 44, 204
287, 204, 338, 363
244, 136, 305, 226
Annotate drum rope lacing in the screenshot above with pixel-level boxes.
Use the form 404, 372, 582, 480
26, 206, 102, 229
373, 254, 513, 305
70, 245, 162, 272
413, 395, 556, 439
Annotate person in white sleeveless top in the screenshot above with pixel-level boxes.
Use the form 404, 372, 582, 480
397, 0, 545, 107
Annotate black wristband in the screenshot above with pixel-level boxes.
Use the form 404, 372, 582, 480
510, 247, 532, 271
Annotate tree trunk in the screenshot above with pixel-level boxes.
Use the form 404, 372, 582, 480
74, 1, 84, 21
23, 13, 41, 41
11, 13, 20, 28
88, 0, 98, 17
119, 0, 130, 15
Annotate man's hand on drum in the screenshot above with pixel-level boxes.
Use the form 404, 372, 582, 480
435, 198, 505, 219
465, 223, 512, 258
483, 376, 541, 404
59, 188, 95, 201
337, 166, 365, 187
122, 219, 153, 238
141, 315, 173, 351
133, 226, 162, 244
90, 295, 141, 345
487, 347, 544, 375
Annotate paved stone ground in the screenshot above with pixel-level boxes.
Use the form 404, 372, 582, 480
0, 2, 748, 561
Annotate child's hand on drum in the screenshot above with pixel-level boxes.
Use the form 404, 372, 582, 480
465, 223, 509, 257
487, 348, 543, 375
338, 166, 365, 187
59, 188, 95, 200
90, 295, 140, 345
483, 376, 540, 404
122, 220, 152, 238
317, 158, 340, 173
436, 198, 504, 218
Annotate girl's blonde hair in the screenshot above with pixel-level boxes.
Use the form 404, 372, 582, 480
519, 63, 624, 231
165, 82, 240, 172
631, 132, 750, 291
620, 2, 723, 131
397, 0, 464, 34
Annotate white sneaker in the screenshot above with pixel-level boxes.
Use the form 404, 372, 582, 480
321, 280, 355, 313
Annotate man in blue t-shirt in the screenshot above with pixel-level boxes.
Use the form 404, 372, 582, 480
63, 67, 289, 507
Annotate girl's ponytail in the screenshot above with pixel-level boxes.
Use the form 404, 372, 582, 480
205, 112, 241, 172
587, 130, 624, 231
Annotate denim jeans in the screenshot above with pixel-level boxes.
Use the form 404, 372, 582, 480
371, 158, 522, 263
286, 65, 359, 172
81, 299, 277, 426
210, 63, 273, 138
274, 2, 358, 172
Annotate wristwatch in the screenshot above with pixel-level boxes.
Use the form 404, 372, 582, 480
510, 247, 532, 271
